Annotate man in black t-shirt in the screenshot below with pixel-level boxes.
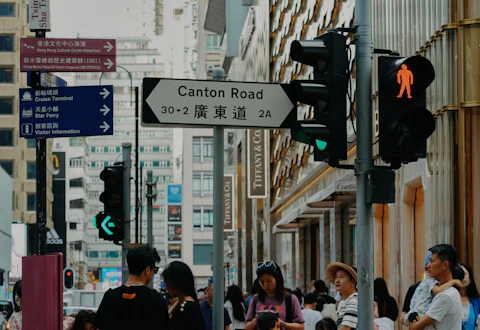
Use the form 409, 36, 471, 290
96, 245, 168, 330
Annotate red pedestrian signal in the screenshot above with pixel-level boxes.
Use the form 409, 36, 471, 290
63, 267, 75, 290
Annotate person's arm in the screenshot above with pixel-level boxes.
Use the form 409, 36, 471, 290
431, 279, 461, 295
338, 326, 352, 330
95, 290, 112, 329
245, 314, 258, 330
224, 325, 231, 330
278, 319, 304, 330
409, 315, 435, 330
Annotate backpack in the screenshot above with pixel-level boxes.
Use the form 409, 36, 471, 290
252, 294, 293, 323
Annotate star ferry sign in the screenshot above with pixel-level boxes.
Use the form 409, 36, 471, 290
142, 78, 296, 128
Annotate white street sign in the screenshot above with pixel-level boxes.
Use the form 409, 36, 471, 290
29, 0, 51, 31
143, 78, 296, 128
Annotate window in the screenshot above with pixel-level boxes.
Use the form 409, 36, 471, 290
203, 173, 213, 195
69, 178, 83, 188
0, 66, 13, 83
0, 97, 13, 114
69, 199, 84, 209
0, 4, 14, 17
0, 35, 14, 52
0, 129, 13, 146
0, 161, 13, 176
193, 244, 213, 265
88, 251, 99, 258
69, 157, 84, 168
193, 173, 202, 195
26, 162, 35, 179
206, 35, 220, 51
193, 207, 213, 228
27, 193, 36, 211
105, 251, 119, 258
69, 222, 77, 230
193, 137, 213, 163
27, 139, 35, 148
69, 137, 83, 147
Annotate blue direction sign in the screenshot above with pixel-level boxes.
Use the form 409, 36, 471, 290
19, 85, 114, 138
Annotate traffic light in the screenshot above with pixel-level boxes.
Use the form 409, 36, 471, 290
64, 267, 75, 290
97, 164, 124, 241
289, 31, 349, 165
378, 55, 436, 163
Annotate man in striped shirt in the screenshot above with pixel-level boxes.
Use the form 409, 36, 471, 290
327, 262, 358, 330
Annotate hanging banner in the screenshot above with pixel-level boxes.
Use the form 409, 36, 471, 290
246, 129, 268, 198
224, 174, 235, 232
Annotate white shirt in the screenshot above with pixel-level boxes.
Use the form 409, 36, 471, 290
425, 287, 462, 330
224, 300, 246, 330
301, 308, 323, 330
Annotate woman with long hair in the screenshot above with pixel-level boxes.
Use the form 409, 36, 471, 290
459, 263, 480, 330
9, 280, 22, 330
373, 277, 398, 322
225, 285, 247, 330
162, 261, 206, 330
245, 261, 304, 330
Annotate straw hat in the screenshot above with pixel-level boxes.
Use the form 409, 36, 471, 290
326, 262, 357, 283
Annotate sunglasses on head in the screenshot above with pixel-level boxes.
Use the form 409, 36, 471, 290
257, 261, 277, 270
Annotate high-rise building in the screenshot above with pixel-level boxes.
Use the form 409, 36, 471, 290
55, 37, 171, 287
0, 1, 54, 244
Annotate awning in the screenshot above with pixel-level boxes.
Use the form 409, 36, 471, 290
273, 177, 357, 234
204, 0, 226, 34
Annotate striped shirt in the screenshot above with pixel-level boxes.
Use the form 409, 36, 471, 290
337, 293, 358, 329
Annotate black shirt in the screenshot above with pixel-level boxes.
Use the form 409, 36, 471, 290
402, 282, 421, 313
319, 294, 337, 304
95, 285, 169, 330
168, 300, 206, 330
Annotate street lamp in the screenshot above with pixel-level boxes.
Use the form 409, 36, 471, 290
98, 66, 141, 244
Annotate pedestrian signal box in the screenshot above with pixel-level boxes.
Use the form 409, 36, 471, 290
378, 56, 436, 164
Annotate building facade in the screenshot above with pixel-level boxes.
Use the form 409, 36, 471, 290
0, 167, 12, 298
0, 0, 55, 258
209, 0, 480, 320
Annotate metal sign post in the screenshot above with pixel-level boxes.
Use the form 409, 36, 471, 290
355, 0, 375, 328
212, 67, 225, 330
121, 143, 132, 285
145, 170, 154, 289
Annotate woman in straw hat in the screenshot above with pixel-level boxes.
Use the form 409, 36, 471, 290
326, 262, 358, 330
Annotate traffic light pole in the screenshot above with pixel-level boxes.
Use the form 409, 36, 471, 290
146, 170, 154, 289
212, 67, 225, 330
121, 143, 132, 285
355, 0, 375, 329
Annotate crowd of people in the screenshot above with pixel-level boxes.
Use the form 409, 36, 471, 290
7, 243, 480, 330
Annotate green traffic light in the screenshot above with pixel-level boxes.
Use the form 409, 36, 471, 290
316, 139, 327, 151
93, 216, 97, 227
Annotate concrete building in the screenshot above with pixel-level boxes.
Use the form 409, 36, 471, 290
0, 0, 54, 250
210, 1, 480, 320
54, 37, 171, 287
0, 167, 12, 298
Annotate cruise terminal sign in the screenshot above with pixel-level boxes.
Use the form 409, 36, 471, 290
142, 78, 296, 128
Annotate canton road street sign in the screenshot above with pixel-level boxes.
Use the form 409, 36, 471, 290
19, 85, 114, 138
21, 38, 116, 72
142, 78, 296, 128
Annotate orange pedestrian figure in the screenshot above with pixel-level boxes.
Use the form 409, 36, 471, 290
396, 63, 413, 98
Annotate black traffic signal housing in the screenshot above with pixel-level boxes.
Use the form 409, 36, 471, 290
63, 267, 75, 290
378, 56, 436, 164
289, 31, 349, 165
98, 164, 124, 242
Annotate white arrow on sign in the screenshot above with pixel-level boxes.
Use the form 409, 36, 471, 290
104, 58, 114, 69
100, 121, 110, 132
99, 88, 110, 99
100, 104, 110, 116
145, 79, 295, 128
103, 41, 114, 52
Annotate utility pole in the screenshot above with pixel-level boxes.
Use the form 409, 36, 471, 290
135, 87, 139, 244
33, 28, 47, 256
355, 0, 374, 328
121, 143, 132, 284
212, 67, 225, 330
145, 170, 154, 289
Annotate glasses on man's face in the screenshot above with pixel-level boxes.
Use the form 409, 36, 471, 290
257, 261, 277, 270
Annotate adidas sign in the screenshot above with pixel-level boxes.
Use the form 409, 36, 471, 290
47, 229, 64, 245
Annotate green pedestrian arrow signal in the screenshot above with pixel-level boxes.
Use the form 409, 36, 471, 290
101, 215, 114, 235
316, 139, 327, 151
